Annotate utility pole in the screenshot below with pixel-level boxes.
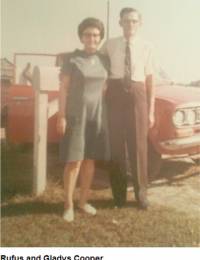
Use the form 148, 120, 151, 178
106, 0, 110, 40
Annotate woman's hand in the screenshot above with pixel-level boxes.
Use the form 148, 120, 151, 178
57, 117, 67, 136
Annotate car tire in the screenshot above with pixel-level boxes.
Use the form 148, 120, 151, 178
192, 158, 200, 166
148, 141, 162, 182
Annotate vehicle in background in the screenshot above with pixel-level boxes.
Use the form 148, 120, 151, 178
2, 53, 200, 179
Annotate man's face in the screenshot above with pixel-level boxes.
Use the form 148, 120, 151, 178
119, 11, 141, 38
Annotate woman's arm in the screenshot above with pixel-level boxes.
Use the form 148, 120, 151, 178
57, 74, 70, 135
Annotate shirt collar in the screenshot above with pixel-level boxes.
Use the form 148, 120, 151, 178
122, 35, 139, 45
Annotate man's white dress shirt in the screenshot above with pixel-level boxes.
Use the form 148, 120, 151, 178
101, 36, 155, 82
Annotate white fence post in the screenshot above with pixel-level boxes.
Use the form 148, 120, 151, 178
32, 66, 60, 195
33, 90, 48, 195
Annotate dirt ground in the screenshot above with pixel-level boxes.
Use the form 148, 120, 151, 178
148, 159, 200, 218
94, 158, 200, 218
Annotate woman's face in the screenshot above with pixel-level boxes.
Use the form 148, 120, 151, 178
81, 27, 101, 53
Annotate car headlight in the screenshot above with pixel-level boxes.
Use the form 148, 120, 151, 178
186, 110, 196, 125
173, 110, 185, 126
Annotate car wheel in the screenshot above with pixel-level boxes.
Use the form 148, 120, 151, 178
192, 158, 200, 166
148, 141, 162, 182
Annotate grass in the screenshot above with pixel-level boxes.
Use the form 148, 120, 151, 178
1, 143, 200, 247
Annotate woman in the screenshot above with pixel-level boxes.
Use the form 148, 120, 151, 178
57, 18, 109, 222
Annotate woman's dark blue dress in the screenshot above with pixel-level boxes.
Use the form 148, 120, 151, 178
60, 49, 110, 162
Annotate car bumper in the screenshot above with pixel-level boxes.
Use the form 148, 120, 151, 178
160, 134, 200, 151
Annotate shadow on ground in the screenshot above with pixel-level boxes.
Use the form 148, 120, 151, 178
1, 143, 199, 201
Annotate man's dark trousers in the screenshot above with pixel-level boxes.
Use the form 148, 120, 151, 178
106, 79, 148, 207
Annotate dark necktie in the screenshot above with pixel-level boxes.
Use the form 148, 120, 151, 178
124, 41, 132, 90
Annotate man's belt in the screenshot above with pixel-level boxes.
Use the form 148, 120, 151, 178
108, 79, 141, 92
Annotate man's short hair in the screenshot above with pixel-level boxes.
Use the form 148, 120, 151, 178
78, 17, 104, 40
120, 7, 142, 20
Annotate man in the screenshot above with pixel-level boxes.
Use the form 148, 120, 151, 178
102, 7, 155, 209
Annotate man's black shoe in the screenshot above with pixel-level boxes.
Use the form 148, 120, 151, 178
113, 205, 123, 209
113, 200, 126, 209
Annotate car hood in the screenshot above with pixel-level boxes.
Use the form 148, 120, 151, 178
155, 85, 200, 106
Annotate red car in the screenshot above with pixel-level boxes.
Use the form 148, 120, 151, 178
148, 84, 200, 177
3, 53, 200, 178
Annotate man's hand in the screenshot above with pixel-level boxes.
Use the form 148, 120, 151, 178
57, 117, 67, 136
148, 111, 155, 129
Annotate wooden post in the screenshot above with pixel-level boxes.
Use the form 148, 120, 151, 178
33, 90, 48, 195
32, 66, 60, 195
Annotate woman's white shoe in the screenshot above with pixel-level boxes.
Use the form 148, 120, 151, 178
63, 208, 74, 222
79, 203, 97, 216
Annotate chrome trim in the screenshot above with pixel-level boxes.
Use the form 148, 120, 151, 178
12, 96, 31, 101
176, 102, 200, 109
160, 134, 200, 150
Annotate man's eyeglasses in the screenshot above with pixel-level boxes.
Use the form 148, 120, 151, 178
123, 19, 140, 24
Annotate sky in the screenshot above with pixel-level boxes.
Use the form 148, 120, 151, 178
1, 0, 200, 83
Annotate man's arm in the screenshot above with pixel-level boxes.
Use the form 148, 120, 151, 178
145, 44, 156, 128
146, 74, 155, 128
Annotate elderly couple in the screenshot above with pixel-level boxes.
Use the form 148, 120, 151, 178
57, 7, 155, 222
